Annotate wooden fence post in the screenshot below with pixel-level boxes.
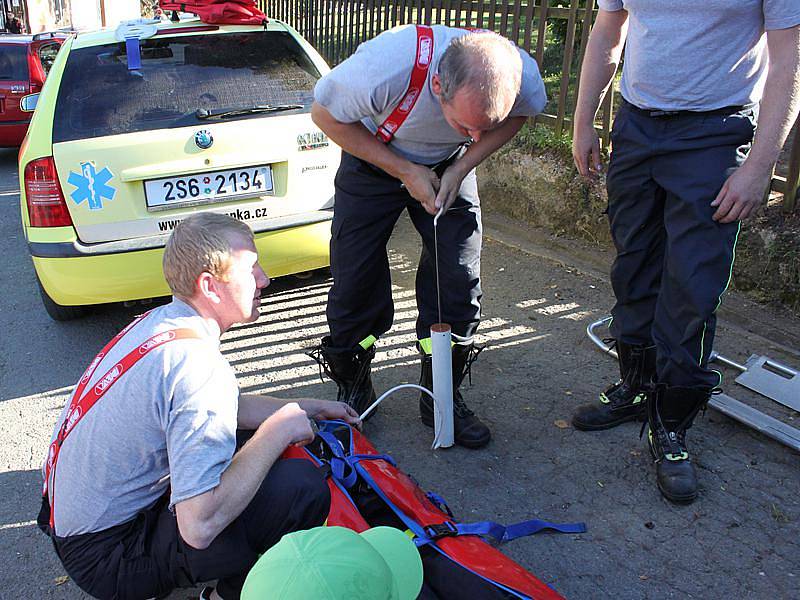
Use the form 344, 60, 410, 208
555, 0, 579, 137
784, 120, 800, 213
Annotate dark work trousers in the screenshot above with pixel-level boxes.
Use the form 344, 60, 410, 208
327, 150, 482, 347
607, 99, 757, 389
50, 458, 330, 600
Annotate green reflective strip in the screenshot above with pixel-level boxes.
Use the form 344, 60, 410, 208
359, 335, 376, 350
600, 392, 644, 405
665, 451, 689, 461
418, 337, 433, 354
699, 221, 741, 387
418, 337, 456, 355
649, 431, 688, 461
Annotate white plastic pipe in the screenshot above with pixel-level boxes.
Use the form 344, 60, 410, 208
431, 323, 454, 449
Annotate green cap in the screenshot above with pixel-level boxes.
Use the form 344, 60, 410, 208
241, 526, 424, 600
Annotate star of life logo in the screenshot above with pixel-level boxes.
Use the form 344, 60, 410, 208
94, 364, 123, 395
398, 88, 419, 114
417, 36, 433, 67
67, 162, 117, 211
139, 331, 175, 354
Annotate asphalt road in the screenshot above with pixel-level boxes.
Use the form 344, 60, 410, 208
1, 147, 798, 599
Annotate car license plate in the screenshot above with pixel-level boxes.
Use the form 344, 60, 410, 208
144, 165, 274, 211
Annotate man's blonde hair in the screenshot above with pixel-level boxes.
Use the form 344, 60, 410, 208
438, 32, 523, 124
163, 213, 254, 298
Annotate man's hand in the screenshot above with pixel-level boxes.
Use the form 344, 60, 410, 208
711, 26, 800, 224
572, 120, 603, 178
269, 402, 315, 447
400, 163, 440, 214
299, 399, 362, 428
711, 162, 772, 223
435, 166, 467, 213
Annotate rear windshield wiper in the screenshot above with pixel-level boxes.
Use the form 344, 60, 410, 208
195, 104, 305, 120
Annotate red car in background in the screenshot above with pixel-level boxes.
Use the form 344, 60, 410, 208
0, 32, 65, 147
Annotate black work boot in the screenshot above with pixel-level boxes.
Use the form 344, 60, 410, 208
308, 336, 376, 417
645, 384, 710, 504
418, 342, 491, 449
572, 341, 656, 431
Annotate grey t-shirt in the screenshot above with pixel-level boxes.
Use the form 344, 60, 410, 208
43, 299, 239, 537
314, 24, 547, 164
599, 0, 800, 111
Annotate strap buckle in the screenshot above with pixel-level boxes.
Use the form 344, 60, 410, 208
423, 521, 458, 540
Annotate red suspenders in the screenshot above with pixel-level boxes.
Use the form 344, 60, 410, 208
375, 25, 434, 143
42, 311, 200, 530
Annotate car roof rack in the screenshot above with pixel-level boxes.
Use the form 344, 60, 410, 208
32, 29, 75, 41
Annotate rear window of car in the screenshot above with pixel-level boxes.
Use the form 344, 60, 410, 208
0, 44, 29, 81
52, 31, 321, 143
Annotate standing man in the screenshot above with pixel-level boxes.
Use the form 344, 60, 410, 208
39, 213, 360, 600
310, 25, 546, 448
571, 2, 800, 503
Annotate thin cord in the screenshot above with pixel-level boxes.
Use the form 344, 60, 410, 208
359, 384, 434, 421
358, 383, 448, 449
433, 205, 445, 325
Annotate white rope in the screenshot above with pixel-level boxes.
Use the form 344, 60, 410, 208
359, 383, 433, 421
358, 383, 448, 450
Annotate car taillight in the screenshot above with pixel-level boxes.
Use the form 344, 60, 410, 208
24, 157, 72, 227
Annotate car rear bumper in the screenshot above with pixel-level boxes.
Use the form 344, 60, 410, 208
29, 209, 333, 257
32, 218, 332, 306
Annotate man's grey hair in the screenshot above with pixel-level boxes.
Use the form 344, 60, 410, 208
437, 32, 523, 123
163, 213, 254, 298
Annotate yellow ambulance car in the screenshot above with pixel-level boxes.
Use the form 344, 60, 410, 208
19, 17, 338, 320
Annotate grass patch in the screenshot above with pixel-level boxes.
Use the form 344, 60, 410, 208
513, 122, 573, 159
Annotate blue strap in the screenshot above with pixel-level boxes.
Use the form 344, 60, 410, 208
423, 518, 586, 544
317, 430, 347, 457
125, 37, 142, 71
350, 453, 396, 467
317, 431, 357, 488
426, 491, 454, 518
414, 518, 586, 546
317, 431, 396, 489
319, 419, 349, 432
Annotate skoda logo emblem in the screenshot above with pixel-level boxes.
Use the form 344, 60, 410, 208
194, 130, 213, 150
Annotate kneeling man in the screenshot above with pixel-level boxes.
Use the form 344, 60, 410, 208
39, 213, 359, 600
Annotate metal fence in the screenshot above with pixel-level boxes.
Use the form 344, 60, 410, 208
259, 0, 800, 211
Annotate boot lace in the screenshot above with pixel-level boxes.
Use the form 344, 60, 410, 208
643, 394, 714, 461
462, 343, 484, 386
604, 342, 649, 409
642, 417, 688, 461
453, 344, 484, 418
307, 345, 332, 384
